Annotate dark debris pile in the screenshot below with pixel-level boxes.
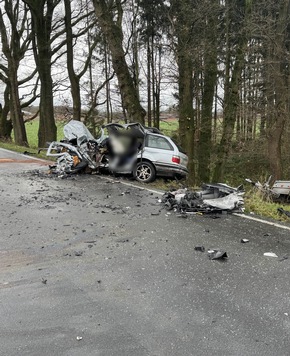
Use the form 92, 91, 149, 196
161, 183, 245, 214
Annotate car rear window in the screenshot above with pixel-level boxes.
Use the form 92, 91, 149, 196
145, 135, 174, 151
171, 138, 187, 154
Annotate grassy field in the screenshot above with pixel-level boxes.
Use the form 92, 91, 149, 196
24, 120, 66, 147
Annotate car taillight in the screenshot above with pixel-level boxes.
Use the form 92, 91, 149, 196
172, 155, 180, 164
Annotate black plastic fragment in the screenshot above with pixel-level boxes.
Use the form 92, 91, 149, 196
194, 246, 205, 252
277, 207, 290, 218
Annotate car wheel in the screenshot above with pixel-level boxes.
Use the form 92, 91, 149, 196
134, 161, 156, 183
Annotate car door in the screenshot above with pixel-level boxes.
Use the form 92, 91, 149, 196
142, 134, 175, 166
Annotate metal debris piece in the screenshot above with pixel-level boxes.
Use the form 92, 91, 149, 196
264, 252, 278, 258
76, 336, 83, 341
208, 249, 228, 260
241, 239, 250, 243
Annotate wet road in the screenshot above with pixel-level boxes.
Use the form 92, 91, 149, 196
1, 148, 290, 356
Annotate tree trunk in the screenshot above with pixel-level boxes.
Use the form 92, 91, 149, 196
171, 0, 196, 184
24, 0, 57, 147
9, 67, 28, 146
212, 0, 250, 182
197, 3, 218, 183
178, 53, 195, 185
0, 88, 13, 139
268, 123, 284, 180
64, 0, 81, 121
0, 2, 28, 146
147, 37, 152, 126
93, 0, 146, 123
264, 0, 290, 180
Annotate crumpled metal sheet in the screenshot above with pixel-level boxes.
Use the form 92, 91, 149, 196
161, 183, 244, 214
63, 120, 96, 142
204, 192, 244, 211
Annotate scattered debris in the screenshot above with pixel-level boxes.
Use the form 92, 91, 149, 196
74, 251, 83, 256
264, 252, 278, 258
246, 176, 290, 203
176, 213, 188, 218
41, 278, 47, 284
161, 183, 244, 214
194, 246, 205, 252
208, 249, 228, 260
277, 207, 290, 218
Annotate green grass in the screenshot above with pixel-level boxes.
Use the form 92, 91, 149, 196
0, 119, 67, 159
244, 189, 290, 222
24, 120, 66, 148
159, 120, 179, 137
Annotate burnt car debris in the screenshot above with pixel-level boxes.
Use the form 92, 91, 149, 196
45, 120, 189, 183
161, 183, 245, 214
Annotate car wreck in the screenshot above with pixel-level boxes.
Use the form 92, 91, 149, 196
246, 176, 290, 203
161, 183, 245, 214
46, 120, 189, 183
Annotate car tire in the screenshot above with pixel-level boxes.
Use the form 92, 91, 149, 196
134, 161, 156, 183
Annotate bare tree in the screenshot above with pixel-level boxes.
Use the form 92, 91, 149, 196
64, 0, 100, 121
262, 0, 290, 180
0, 0, 33, 145
92, 0, 146, 123
212, 0, 252, 181
22, 0, 60, 147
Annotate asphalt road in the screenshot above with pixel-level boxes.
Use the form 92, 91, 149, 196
1, 148, 290, 356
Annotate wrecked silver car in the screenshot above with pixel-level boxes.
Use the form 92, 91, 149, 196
98, 123, 189, 183
46, 121, 188, 183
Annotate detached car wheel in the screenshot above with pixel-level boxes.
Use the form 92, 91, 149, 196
134, 161, 156, 183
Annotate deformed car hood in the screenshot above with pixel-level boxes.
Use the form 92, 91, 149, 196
63, 120, 96, 142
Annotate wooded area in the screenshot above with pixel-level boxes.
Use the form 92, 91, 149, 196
0, 0, 290, 184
